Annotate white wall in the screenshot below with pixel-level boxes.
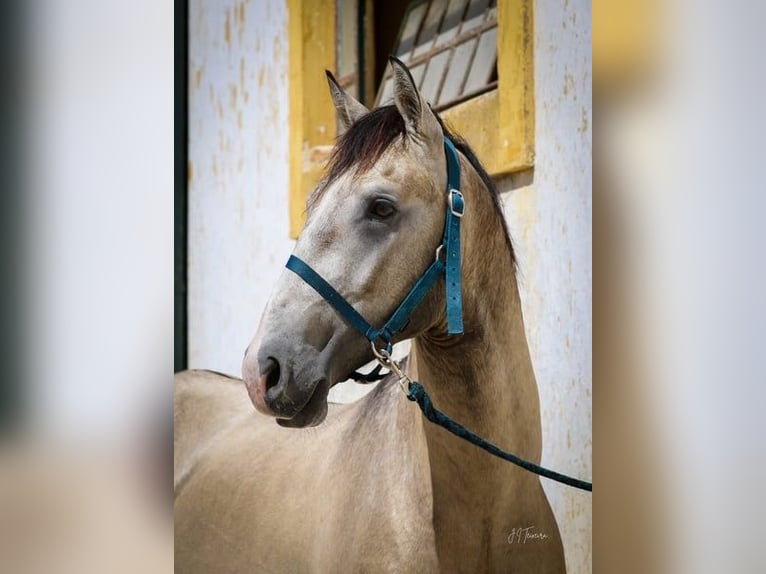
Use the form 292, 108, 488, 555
188, 0, 591, 570
188, 0, 294, 372
503, 1, 592, 570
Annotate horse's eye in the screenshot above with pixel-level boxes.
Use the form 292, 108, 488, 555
369, 198, 396, 220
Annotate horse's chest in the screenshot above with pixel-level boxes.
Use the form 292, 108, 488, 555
312, 474, 439, 572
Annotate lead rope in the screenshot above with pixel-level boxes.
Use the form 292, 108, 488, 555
372, 346, 593, 492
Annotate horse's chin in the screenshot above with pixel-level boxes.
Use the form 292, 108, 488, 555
275, 379, 330, 428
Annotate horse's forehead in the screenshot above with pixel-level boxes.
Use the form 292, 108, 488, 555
345, 149, 438, 198
360, 158, 428, 190
308, 143, 442, 226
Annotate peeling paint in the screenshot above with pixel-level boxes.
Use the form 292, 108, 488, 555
504, 1, 591, 571
580, 106, 589, 133
188, 0, 292, 382
563, 72, 576, 96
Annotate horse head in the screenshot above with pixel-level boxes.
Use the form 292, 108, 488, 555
242, 59, 455, 427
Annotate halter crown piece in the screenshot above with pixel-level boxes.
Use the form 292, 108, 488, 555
286, 136, 464, 354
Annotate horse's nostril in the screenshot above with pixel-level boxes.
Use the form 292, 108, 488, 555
262, 357, 281, 391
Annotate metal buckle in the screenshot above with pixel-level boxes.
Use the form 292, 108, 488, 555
448, 189, 464, 218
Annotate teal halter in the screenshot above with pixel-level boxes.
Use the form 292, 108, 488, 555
284, 135, 593, 492
286, 136, 464, 354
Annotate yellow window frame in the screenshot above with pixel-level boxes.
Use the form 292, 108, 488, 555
288, 0, 534, 238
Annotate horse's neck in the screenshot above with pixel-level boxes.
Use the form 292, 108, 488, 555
408, 166, 545, 568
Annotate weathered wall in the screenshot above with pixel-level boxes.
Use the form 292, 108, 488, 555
187, 0, 591, 571
502, 0, 592, 570
188, 0, 295, 371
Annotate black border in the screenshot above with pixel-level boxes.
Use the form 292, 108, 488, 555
174, 0, 188, 372
0, 0, 22, 430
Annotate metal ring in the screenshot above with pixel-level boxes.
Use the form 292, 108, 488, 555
369, 341, 412, 395
371, 340, 391, 364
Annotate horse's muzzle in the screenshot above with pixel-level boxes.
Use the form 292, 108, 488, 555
243, 349, 329, 427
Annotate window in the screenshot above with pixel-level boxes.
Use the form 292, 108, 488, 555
288, 0, 533, 237
334, 0, 376, 133
377, 0, 498, 110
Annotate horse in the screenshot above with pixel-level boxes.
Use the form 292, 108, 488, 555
175, 58, 569, 573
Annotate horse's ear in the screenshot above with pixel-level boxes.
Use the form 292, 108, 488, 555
389, 57, 441, 144
326, 70, 369, 130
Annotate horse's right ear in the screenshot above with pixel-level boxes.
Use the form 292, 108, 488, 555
326, 70, 369, 130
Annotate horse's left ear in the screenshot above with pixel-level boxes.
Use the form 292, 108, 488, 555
326, 70, 369, 130
389, 57, 441, 145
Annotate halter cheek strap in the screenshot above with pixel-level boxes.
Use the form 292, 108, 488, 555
442, 137, 464, 335
285, 136, 464, 352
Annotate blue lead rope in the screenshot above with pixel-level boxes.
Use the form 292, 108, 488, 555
407, 382, 593, 492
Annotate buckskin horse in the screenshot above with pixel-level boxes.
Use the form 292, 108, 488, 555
175, 58, 582, 573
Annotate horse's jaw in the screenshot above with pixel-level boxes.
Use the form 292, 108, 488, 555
275, 379, 330, 428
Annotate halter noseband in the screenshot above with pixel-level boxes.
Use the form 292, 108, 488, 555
285, 136, 464, 355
